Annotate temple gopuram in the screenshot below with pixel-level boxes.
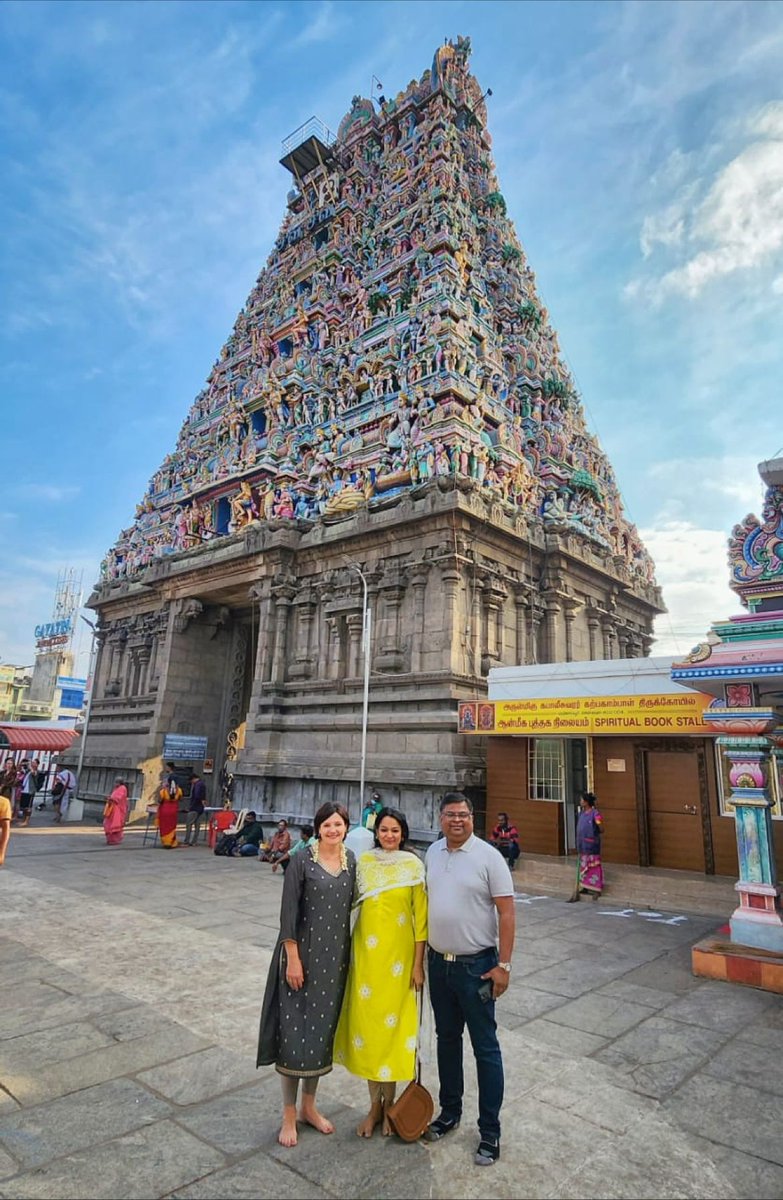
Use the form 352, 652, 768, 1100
79, 38, 664, 827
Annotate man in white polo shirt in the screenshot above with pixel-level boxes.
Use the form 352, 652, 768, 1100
424, 791, 515, 1167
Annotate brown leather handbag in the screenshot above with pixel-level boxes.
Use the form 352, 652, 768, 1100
385, 994, 434, 1141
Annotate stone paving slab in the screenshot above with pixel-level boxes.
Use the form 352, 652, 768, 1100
663, 1072, 783, 1166
5, 1024, 212, 1106
701, 1036, 783, 1096
173, 1078, 284, 1157
540, 992, 653, 1038
0, 825, 781, 1199
137, 1047, 261, 1106
555, 1119, 738, 1200
0, 1078, 171, 1169
660, 979, 775, 1032
0, 1121, 226, 1200
514, 1016, 610, 1057
0, 1149, 17, 1183
594, 1015, 729, 1100
678, 1135, 783, 1200
167, 1151, 331, 1199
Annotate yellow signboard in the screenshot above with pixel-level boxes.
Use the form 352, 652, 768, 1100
458, 693, 715, 737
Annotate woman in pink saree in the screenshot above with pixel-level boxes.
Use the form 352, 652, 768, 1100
103, 779, 130, 845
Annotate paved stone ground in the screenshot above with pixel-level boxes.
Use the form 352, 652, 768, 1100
1, 818, 782, 1200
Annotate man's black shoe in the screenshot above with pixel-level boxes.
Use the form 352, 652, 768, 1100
474, 1137, 500, 1166
424, 1113, 460, 1141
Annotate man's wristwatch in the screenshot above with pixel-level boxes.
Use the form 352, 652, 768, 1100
498, 961, 512, 973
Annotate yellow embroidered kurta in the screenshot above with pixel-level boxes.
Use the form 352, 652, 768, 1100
334, 849, 427, 1083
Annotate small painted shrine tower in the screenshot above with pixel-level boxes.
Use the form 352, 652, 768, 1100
79, 39, 664, 828
673, 458, 783, 956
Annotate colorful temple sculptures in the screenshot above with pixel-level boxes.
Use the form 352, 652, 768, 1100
81, 41, 663, 825
673, 458, 783, 960
101, 37, 654, 590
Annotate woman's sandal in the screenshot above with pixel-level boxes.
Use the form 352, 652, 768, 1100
424, 1114, 460, 1142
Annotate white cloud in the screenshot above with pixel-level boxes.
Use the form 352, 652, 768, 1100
644, 456, 764, 529
15, 484, 81, 503
291, 2, 340, 47
642, 519, 740, 658
639, 196, 690, 259
628, 101, 783, 301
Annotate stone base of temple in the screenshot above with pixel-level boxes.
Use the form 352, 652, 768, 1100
692, 934, 783, 994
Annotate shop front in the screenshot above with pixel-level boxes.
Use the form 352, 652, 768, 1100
459, 659, 783, 877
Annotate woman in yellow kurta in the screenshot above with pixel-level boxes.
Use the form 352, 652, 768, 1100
334, 807, 427, 1137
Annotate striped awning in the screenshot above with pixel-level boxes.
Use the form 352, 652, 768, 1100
0, 725, 78, 752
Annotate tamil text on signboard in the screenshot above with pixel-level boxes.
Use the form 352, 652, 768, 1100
458, 693, 716, 736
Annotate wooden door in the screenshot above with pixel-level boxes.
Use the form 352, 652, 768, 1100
645, 750, 705, 871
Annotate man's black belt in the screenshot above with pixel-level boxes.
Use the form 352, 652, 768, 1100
430, 947, 495, 963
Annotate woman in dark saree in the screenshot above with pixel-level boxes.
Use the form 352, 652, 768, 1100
257, 801, 356, 1147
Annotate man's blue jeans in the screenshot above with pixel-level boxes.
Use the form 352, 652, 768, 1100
427, 947, 504, 1140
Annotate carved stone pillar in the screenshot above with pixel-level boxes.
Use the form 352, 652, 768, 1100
325, 615, 343, 681
602, 618, 616, 660
513, 585, 530, 665
270, 584, 295, 687
136, 643, 152, 695
481, 580, 507, 673
249, 583, 274, 684
289, 595, 317, 680
543, 595, 561, 664
346, 611, 364, 677
471, 577, 482, 677
408, 566, 429, 674
563, 599, 580, 663
375, 583, 405, 672
587, 609, 601, 660
529, 601, 545, 665
719, 735, 783, 952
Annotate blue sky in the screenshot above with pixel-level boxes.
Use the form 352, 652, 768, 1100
1, 0, 782, 674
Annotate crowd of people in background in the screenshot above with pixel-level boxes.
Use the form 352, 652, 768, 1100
0, 756, 78, 826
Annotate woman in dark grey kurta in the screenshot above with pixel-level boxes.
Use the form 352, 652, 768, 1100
257, 801, 355, 1147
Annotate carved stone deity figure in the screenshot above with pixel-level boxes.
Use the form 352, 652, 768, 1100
229, 481, 258, 530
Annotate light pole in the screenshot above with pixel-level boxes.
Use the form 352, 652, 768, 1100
75, 615, 98, 798
347, 562, 372, 824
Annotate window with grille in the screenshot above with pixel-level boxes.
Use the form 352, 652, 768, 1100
528, 738, 564, 802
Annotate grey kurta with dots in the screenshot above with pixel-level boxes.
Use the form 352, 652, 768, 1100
257, 846, 356, 1076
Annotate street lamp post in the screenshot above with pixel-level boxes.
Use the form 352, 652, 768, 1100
75, 616, 98, 803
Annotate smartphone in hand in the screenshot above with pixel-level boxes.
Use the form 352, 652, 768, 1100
478, 978, 494, 1003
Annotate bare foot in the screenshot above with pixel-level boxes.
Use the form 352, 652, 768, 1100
382, 1113, 393, 1137
278, 1112, 298, 1147
356, 1102, 383, 1138
299, 1104, 334, 1135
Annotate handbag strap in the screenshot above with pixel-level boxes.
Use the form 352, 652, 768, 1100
414, 987, 424, 1085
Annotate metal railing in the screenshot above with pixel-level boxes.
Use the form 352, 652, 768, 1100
281, 116, 336, 156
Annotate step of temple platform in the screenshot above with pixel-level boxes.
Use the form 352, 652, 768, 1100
692, 935, 783, 994
515, 851, 738, 917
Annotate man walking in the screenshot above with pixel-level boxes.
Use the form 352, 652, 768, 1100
18, 760, 40, 827
53, 765, 77, 823
425, 792, 515, 1167
183, 773, 207, 846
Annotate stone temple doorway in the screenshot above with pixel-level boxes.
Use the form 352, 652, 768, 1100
161, 599, 255, 807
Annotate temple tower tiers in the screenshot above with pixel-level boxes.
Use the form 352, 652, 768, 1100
80, 38, 663, 827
